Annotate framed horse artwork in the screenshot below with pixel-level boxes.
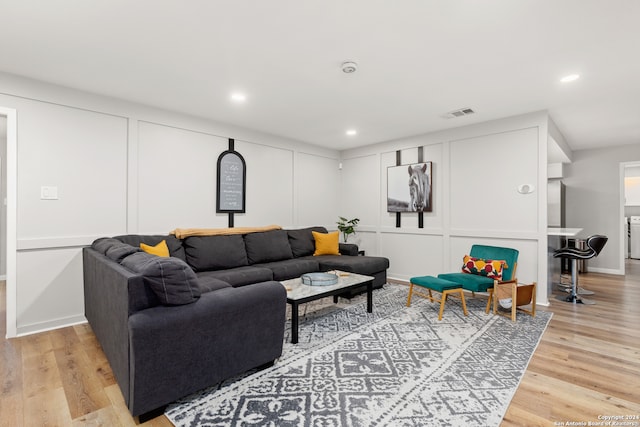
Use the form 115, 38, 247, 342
387, 162, 432, 212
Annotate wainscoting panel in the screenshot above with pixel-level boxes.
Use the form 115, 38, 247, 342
339, 154, 378, 228
234, 140, 294, 227
381, 232, 444, 281
137, 121, 228, 232
297, 152, 340, 228
449, 127, 538, 233
16, 100, 128, 239
16, 248, 86, 335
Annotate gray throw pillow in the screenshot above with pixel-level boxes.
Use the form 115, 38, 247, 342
121, 252, 201, 306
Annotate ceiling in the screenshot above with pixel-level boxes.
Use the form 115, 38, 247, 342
0, 1, 639, 152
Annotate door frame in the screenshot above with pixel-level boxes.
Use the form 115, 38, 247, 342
0, 106, 17, 338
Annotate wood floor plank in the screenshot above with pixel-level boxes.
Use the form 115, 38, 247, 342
0, 393, 24, 427
103, 384, 138, 427
50, 327, 112, 419
53, 348, 113, 420
71, 405, 125, 427
21, 339, 63, 399
0, 338, 22, 399
500, 403, 551, 427
22, 387, 73, 427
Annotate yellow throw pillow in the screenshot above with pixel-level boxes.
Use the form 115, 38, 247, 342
140, 240, 170, 257
312, 231, 341, 256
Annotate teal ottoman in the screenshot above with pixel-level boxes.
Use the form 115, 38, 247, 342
407, 276, 468, 320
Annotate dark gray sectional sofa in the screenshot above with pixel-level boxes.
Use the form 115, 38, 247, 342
83, 226, 389, 417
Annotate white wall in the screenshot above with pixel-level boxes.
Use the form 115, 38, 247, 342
340, 112, 549, 304
0, 72, 340, 336
565, 144, 640, 274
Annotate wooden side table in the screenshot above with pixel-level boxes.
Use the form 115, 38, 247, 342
493, 281, 536, 322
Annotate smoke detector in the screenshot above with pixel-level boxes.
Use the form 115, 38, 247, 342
341, 61, 358, 73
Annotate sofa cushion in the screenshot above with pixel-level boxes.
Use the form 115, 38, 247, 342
339, 243, 359, 256
287, 227, 327, 257
105, 242, 142, 263
121, 252, 201, 305
183, 235, 248, 272
244, 230, 293, 264
140, 240, 170, 257
437, 272, 495, 293
114, 234, 187, 261
311, 255, 389, 276
196, 266, 273, 288
196, 276, 233, 293
312, 231, 341, 256
253, 258, 320, 281
92, 237, 125, 255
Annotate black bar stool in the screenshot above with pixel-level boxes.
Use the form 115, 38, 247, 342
553, 235, 608, 304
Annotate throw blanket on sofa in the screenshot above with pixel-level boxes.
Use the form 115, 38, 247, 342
171, 225, 282, 239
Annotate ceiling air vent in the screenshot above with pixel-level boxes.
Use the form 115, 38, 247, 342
442, 107, 475, 119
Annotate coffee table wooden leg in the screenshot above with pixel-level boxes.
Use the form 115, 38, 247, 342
367, 281, 373, 313
291, 302, 299, 344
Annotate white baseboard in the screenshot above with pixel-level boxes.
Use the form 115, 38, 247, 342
587, 267, 623, 275
15, 315, 87, 337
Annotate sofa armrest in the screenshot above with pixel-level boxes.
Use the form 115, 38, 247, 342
127, 280, 287, 416
339, 243, 359, 256
83, 247, 139, 411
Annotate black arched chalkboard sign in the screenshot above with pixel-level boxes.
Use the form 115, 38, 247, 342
216, 148, 246, 213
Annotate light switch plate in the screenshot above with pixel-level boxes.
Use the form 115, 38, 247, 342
41, 186, 59, 200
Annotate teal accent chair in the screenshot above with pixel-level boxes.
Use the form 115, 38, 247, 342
438, 244, 519, 313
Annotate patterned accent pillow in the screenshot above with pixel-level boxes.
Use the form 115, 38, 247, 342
462, 255, 507, 280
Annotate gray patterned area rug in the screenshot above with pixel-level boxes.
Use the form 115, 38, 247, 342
165, 283, 551, 427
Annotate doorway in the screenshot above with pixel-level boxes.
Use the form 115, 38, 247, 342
621, 161, 640, 276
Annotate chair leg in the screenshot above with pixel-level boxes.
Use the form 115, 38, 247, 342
511, 281, 517, 322
568, 258, 579, 303
531, 282, 536, 317
438, 292, 447, 321
563, 259, 596, 304
485, 288, 494, 313
459, 289, 468, 316
406, 283, 414, 307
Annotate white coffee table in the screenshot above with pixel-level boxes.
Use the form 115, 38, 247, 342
281, 272, 374, 344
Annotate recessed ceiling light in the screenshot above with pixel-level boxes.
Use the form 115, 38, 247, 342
560, 74, 580, 83
346, 129, 357, 136
230, 93, 247, 102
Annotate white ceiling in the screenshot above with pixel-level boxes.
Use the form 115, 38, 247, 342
0, 0, 639, 152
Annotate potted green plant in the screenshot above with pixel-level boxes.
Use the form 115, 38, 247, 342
336, 217, 360, 243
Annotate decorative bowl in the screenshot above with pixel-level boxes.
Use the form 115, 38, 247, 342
301, 272, 339, 286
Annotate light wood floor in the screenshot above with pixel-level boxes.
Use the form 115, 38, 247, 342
1, 264, 639, 426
